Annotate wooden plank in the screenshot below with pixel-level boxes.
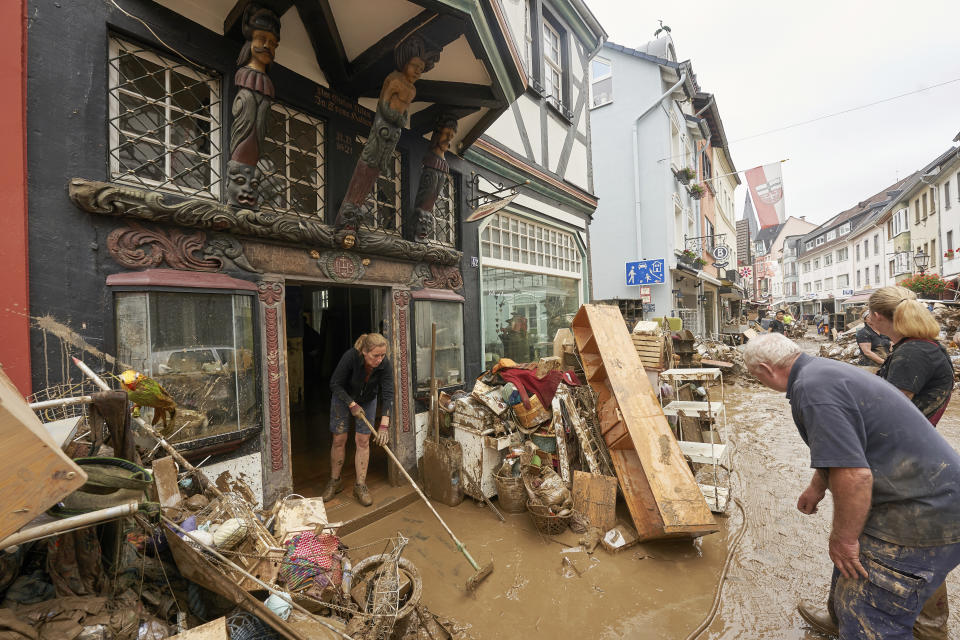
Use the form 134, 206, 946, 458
152, 456, 182, 512
572, 305, 717, 540
572, 471, 617, 531
170, 618, 228, 639
0, 369, 87, 540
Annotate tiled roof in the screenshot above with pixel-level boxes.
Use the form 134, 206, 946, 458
603, 41, 681, 69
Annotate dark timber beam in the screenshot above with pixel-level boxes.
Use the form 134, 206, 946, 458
359, 81, 499, 109
409, 104, 478, 135
345, 12, 466, 96
293, 0, 350, 89
224, 0, 294, 41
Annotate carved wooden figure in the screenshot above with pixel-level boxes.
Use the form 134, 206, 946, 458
413, 114, 457, 243
335, 35, 440, 247
228, 5, 281, 209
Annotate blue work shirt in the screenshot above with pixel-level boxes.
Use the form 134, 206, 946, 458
786, 353, 960, 547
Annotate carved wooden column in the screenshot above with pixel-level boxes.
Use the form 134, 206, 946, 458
257, 278, 292, 503
389, 288, 415, 485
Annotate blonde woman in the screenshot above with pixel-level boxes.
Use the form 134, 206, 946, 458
322, 333, 394, 507
869, 286, 953, 425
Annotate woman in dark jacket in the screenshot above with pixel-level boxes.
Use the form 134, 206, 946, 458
870, 286, 952, 637
321, 333, 394, 507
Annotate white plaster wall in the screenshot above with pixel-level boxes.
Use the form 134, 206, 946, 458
516, 95, 542, 160
565, 140, 589, 190
546, 112, 566, 173
484, 109, 527, 158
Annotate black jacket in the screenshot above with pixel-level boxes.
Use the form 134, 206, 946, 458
330, 348, 394, 412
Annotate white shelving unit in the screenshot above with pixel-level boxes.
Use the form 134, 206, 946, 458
660, 367, 728, 513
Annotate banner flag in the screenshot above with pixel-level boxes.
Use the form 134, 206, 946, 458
745, 163, 785, 229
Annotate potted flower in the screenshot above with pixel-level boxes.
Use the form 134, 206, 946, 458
900, 272, 947, 298
693, 257, 707, 268
675, 167, 696, 185
688, 183, 706, 200
945, 249, 955, 260
679, 249, 697, 264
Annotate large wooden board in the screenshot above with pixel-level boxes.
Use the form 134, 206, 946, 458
170, 618, 228, 639
0, 368, 87, 540
572, 305, 717, 540
572, 471, 617, 531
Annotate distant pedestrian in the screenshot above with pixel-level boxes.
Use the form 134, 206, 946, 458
768, 310, 786, 334
743, 333, 960, 640
855, 311, 889, 368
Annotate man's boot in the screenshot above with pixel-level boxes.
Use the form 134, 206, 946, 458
797, 600, 838, 637
913, 582, 949, 640
353, 483, 373, 507
321, 477, 342, 502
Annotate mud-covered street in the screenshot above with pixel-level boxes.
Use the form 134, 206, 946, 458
706, 337, 960, 639
342, 336, 960, 639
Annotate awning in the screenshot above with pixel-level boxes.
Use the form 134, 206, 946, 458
841, 293, 872, 305
697, 271, 722, 286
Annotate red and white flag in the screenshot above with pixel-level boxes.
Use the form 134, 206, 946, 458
745, 163, 785, 229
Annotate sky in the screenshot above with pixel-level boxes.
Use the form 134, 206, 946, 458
583, 0, 960, 226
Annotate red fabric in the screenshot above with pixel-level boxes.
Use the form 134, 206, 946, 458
498, 368, 579, 410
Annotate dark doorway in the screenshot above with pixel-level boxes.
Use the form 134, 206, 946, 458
286, 284, 390, 498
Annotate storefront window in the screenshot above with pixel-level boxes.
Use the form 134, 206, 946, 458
414, 301, 464, 389
115, 291, 258, 443
481, 267, 580, 368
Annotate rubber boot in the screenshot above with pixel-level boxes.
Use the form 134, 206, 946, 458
353, 483, 373, 507
913, 582, 949, 640
321, 477, 342, 502
797, 600, 838, 637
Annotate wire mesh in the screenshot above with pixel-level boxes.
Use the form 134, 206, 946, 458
107, 36, 222, 199
259, 103, 326, 218
28, 379, 104, 423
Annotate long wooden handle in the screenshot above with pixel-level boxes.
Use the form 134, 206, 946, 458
430, 322, 438, 443
358, 413, 473, 566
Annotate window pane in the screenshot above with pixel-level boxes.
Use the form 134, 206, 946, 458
480, 266, 579, 368
414, 302, 464, 389
115, 291, 258, 443
590, 58, 610, 79
117, 50, 165, 100
118, 93, 163, 138
170, 70, 210, 114
118, 138, 164, 181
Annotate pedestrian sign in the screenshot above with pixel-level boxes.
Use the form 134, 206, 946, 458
625, 259, 665, 286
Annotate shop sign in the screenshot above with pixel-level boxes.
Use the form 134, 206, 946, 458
625, 259, 665, 285
842, 288, 854, 296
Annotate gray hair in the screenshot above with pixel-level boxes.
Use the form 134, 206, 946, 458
742, 333, 802, 371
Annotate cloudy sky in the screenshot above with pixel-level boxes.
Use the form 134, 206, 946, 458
583, 0, 960, 225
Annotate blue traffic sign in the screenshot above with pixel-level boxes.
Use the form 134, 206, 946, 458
625, 259, 665, 286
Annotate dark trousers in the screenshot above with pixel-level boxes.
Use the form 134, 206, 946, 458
831, 534, 960, 639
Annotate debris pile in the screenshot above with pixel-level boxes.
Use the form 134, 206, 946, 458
691, 338, 750, 378
817, 323, 863, 364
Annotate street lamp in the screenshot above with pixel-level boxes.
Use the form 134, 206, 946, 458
914, 249, 929, 275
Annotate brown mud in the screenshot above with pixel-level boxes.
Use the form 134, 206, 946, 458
342, 336, 960, 638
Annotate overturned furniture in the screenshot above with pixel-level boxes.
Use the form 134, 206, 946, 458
571, 304, 718, 541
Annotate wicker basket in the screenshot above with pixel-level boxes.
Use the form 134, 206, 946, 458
526, 500, 570, 536
494, 473, 527, 514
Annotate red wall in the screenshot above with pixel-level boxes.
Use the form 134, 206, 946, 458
0, 0, 31, 395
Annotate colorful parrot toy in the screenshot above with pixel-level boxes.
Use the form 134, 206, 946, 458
119, 369, 177, 430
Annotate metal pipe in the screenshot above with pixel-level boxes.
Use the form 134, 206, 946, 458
0, 502, 140, 550
631, 72, 687, 261
29, 395, 93, 410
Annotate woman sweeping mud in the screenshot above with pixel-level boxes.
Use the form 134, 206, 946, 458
321, 333, 394, 507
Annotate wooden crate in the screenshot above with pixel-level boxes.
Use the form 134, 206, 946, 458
631, 333, 666, 371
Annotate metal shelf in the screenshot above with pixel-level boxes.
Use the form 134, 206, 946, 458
662, 401, 725, 417
660, 368, 722, 381
678, 441, 727, 465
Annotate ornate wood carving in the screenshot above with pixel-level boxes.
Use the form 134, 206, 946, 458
335, 35, 440, 246
258, 281, 284, 471
107, 223, 260, 273
393, 290, 411, 433
422, 264, 464, 290
70, 178, 461, 266
317, 251, 366, 283
412, 114, 456, 243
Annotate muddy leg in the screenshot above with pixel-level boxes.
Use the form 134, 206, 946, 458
330, 433, 349, 480
913, 582, 948, 640
355, 432, 371, 485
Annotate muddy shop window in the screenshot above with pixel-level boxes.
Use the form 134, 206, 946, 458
356, 134, 402, 234
414, 301, 465, 389
480, 267, 580, 369
259, 103, 325, 216
114, 292, 257, 444
108, 36, 222, 198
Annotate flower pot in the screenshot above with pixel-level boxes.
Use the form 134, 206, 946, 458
688, 188, 704, 200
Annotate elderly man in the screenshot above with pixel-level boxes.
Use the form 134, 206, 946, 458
742, 333, 960, 639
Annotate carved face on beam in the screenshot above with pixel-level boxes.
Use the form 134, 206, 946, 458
403, 57, 426, 84
226, 161, 260, 209
249, 29, 279, 71
430, 125, 457, 157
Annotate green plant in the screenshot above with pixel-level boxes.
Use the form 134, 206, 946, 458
680, 249, 697, 261
900, 272, 947, 297
693, 257, 707, 268
689, 183, 705, 195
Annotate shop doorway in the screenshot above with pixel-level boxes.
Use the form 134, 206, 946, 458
285, 284, 390, 498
